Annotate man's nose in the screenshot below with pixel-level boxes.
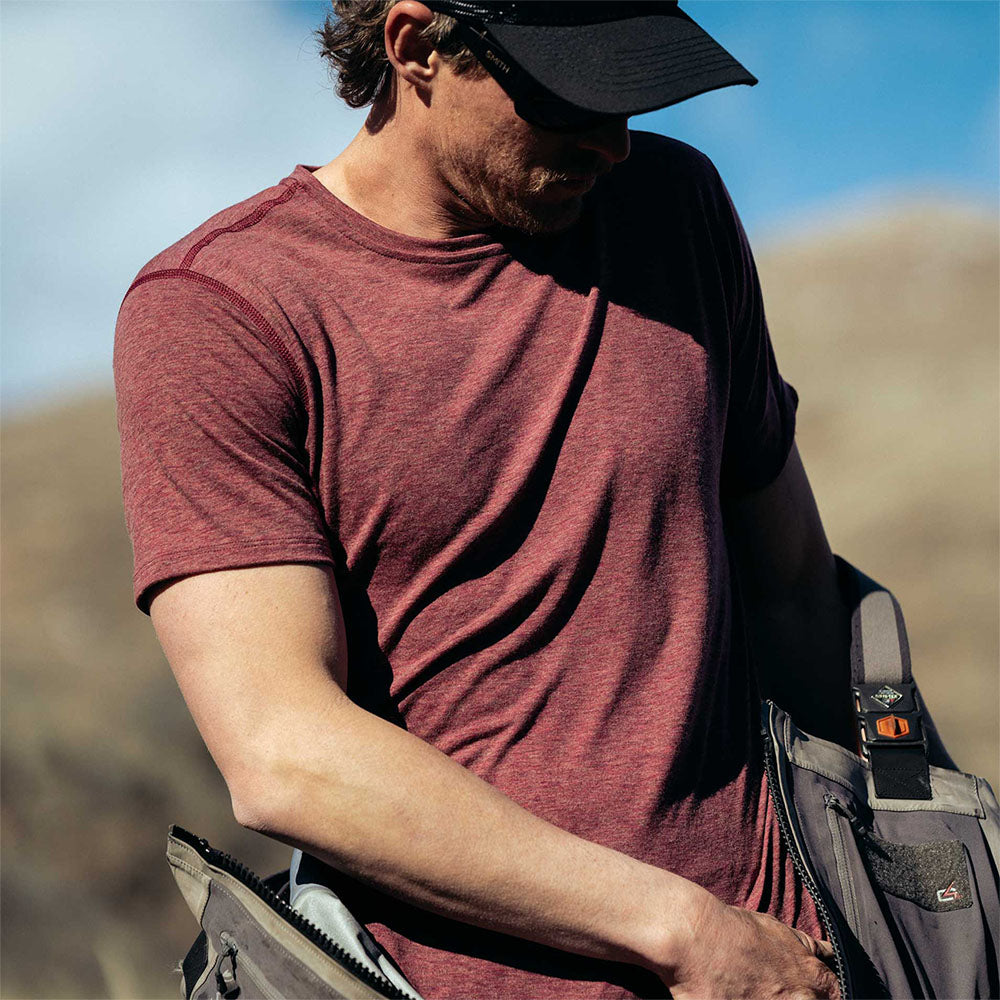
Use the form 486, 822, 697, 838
577, 116, 631, 166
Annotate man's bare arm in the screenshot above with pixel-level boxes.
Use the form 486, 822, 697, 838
722, 440, 857, 750
149, 561, 838, 997
149, 563, 699, 972
723, 439, 955, 767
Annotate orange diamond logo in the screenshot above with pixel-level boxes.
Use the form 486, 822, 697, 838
875, 715, 910, 739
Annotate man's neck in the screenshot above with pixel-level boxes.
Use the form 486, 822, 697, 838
312, 113, 483, 241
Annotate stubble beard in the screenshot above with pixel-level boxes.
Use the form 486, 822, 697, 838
491, 170, 584, 236
448, 152, 586, 237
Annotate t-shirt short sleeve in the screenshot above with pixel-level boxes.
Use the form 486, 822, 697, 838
711, 169, 799, 499
113, 274, 335, 614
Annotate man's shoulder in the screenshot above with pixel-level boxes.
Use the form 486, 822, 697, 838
627, 130, 718, 172
594, 131, 727, 220
593, 130, 730, 236
124, 167, 308, 295
614, 130, 723, 189
115, 167, 321, 379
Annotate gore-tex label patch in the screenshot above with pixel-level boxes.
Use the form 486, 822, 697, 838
872, 685, 903, 709
856, 832, 972, 912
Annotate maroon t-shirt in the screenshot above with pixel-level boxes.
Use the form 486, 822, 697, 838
114, 130, 823, 999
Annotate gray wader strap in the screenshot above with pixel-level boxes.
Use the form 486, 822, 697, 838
834, 555, 932, 800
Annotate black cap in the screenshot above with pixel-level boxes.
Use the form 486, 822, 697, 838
423, 1, 757, 118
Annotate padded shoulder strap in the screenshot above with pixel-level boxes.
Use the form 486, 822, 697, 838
834, 555, 931, 800
836, 557, 913, 688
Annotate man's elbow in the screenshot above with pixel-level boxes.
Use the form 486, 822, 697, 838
219, 726, 337, 838
221, 715, 359, 847
229, 781, 281, 835
222, 749, 295, 835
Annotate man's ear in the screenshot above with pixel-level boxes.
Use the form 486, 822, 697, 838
384, 1, 440, 91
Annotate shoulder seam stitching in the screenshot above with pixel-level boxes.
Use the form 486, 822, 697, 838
181, 180, 298, 268
122, 269, 310, 404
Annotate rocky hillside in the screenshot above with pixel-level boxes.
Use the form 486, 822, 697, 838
2, 198, 996, 998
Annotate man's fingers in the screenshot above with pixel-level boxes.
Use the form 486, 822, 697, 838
816, 962, 842, 999
792, 927, 834, 961
814, 937, 835, 962
808, 940, 841, 999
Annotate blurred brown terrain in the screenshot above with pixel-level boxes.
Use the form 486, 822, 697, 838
2, 198, 997, 999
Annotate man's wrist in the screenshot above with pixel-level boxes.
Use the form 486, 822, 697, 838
629, 870, 717, 984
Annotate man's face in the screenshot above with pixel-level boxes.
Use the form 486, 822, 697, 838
428, 59, 631, 236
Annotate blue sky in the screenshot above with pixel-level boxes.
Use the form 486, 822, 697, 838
2, 1, 997, 415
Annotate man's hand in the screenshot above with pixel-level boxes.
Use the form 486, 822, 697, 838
657, 889, 841, 999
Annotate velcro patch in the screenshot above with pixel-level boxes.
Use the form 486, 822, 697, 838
856, 832, 973, 912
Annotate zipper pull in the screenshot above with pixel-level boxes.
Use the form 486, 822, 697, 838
214, 934, 240, 999
824, 793, 866, 835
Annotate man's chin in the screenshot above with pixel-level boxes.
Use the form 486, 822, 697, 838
497, 194, 584, 237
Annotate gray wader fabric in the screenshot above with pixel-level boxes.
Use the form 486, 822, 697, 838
761, 556, 1000, 999
288, 848, 421, 999
767, 702, 1000, 998
166, 827, 422, 1000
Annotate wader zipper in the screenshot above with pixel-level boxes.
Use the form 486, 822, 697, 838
823, 796, 862, 936
217, 931, 281, 1000
760, 700, 853, 1000
170, 825, 418, 1000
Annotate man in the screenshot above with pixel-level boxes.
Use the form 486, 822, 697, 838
114, 2, 855, 996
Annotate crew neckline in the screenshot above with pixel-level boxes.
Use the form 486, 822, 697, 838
288, 163, 572, 265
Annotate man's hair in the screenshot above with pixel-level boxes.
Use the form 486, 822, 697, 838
315, 1, 488, 109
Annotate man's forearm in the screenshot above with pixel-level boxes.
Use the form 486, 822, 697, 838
230, 690, 707, 983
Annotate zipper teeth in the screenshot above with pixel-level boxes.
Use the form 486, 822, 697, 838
170, 826, 417, 1000
760, 704, 852, 1000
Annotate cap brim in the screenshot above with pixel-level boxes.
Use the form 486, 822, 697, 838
486, 10, 757, 117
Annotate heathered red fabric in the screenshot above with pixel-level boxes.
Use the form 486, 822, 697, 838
114, 131, 824, 999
